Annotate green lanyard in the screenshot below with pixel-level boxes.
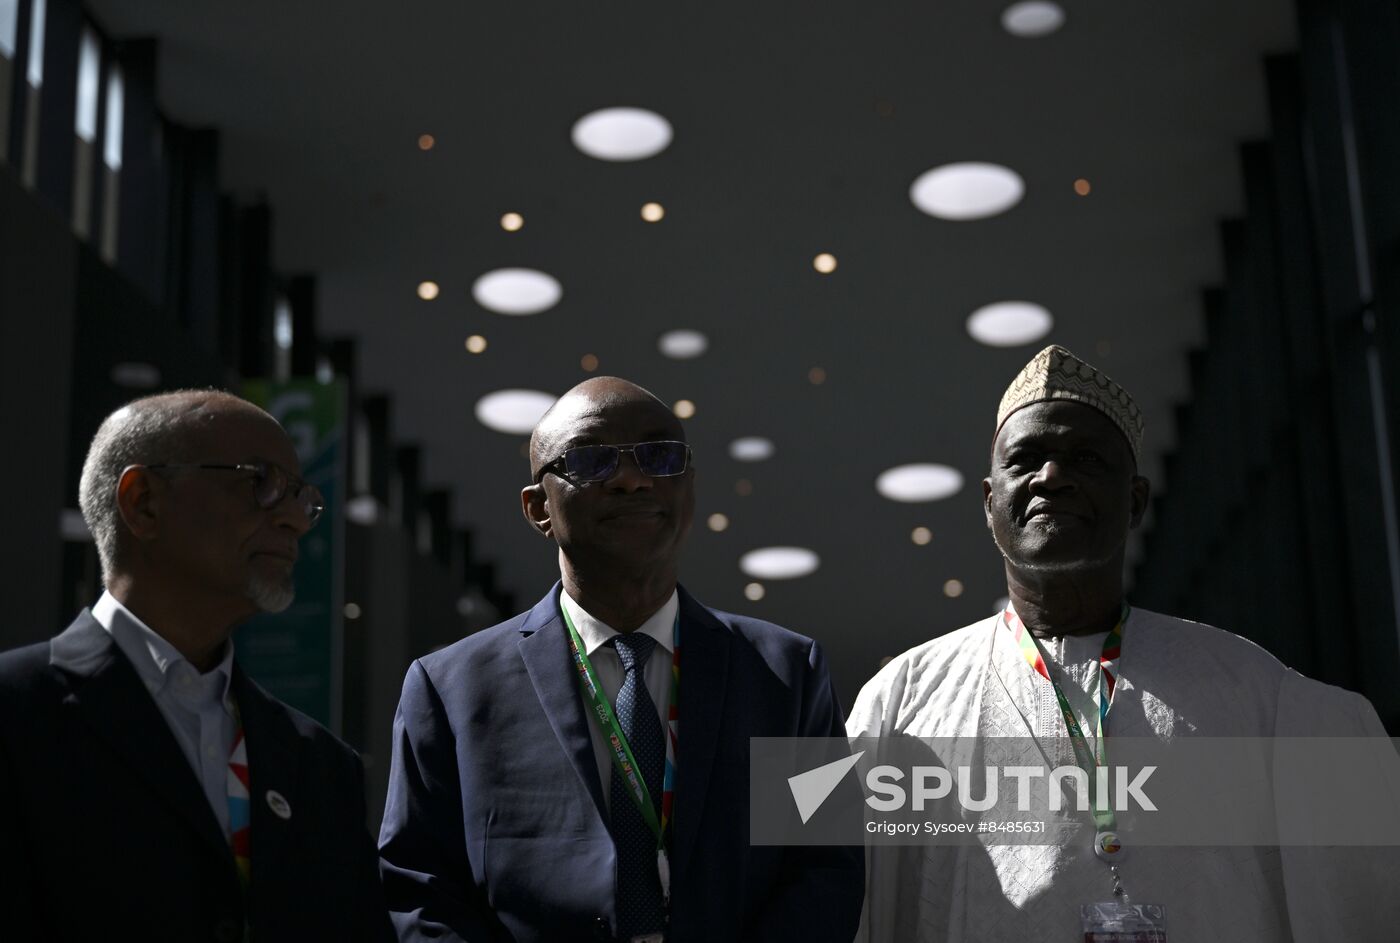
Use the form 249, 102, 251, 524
561, 604, 679, 901
1005, 603, 1127, 832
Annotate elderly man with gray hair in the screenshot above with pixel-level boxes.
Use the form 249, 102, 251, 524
0, 390, 392, 943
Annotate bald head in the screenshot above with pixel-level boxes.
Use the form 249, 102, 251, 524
528, 377, 682, 479
79, 390, 282, 582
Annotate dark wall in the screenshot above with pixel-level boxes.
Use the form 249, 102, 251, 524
1134, 0, 1400, 731
0, 166, 76, 648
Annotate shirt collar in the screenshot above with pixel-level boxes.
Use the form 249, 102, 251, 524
91, 590, 236, 707
559, 587, 678, 657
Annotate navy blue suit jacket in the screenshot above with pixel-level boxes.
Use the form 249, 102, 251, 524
379, 584, 863, 942
0, 611, 394, 943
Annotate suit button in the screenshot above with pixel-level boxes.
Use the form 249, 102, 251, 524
212, 918, 240, 943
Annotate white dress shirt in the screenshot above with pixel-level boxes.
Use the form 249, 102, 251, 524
559, 588, 677, 812
92, 591, 238, 836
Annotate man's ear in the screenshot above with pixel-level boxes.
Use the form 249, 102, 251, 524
1129, 475, 1151, 529
982, 477, 994, 530
520, 483, 553, 538
115, 465, 161, 543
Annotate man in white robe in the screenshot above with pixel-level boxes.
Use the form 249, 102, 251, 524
848, 345, 1400, 942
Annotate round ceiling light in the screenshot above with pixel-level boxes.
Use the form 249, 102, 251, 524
739, 546, 821, 580
658, 329, 708, 359
1001, 2, 1066, 38
966, 301, 1054, 347
572, 107, 673, 161
729, 437, 775, 462
474, 389, 557, 435
876, 464, 965, 502
910, 162, 1025, 220
110, 362, 161, 389
472, 268, 562, 316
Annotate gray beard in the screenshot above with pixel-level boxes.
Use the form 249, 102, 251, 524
246, 570, 295, 613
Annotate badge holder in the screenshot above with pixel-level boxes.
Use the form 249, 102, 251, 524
1080, 901, 1168, 942
1082, 835, 1168, 942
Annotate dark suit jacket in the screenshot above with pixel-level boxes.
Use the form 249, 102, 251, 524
378, 584, 864, 943
0, 610, 394, 943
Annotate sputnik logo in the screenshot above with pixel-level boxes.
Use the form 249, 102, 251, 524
787, 751, 867, 824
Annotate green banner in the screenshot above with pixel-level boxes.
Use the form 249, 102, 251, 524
235, 379, 346, 730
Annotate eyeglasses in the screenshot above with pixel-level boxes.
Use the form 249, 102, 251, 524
145, 462, 325, 527
534, 440, 691, 485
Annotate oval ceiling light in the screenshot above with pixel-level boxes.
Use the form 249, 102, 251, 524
876, 464, 965, 502
472, 268, 562, 316
1001, 1, 1066, 37
658, 329, 708, 359
572, 107, 673, 161
740, 546, 821, 580
966, 301, 1054, 347
729, 437, 775, 462
110, 362, 161, 389
910, 162, 1025, 220
474, 389, 557, 435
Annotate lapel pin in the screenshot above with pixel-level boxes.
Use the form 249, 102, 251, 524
265, 789, 292, 820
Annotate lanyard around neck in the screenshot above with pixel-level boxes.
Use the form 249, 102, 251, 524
561, 604, 680, 850
1003, 603, 1127, 831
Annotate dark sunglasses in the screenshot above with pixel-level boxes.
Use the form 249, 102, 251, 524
145, 462, 325, 526
534, 440, 691, 485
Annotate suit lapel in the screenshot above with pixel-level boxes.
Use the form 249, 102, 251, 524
671, 588, 731, 883
51, 612, 233, 862
233, 668, 302, 893
517, 584, 609, 819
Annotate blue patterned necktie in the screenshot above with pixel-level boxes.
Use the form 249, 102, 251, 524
608, 632, 666, 938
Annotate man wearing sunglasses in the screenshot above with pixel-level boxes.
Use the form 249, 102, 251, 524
380, 376, 864, 942
0, 390, 392, 942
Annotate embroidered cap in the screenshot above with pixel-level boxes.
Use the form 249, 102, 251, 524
995, 345, 1144, 460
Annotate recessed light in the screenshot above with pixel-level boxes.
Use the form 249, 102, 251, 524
345, 495, 379, 525
641, 202, 665, 222
1001, 2, 1066, 38
572, 107, 673, 161
465, 335, 488, 354
813, 252, 838, 274
911, 526, 933, 545
966, 301, 1054, 347
417, 134, 435, 151
658, 329, 708, 359
500, 212, 524, 231
580, 353, 599, 371
740, 546, 821, 580
735, 479, 753, 496
59, 509, 92, 541
472, 268, 562, 316
876, 464, 964, 502
708, 513, 730, 532
808, 366, 827, 385
943, 579, 964, 598
729, 437, 774, 462
417, 281, 440, 301
673, 399, 696, 419
474, 389, 557, 435
344, 602, 363, 619
744, 582, 766, 601
110, 362, 161, 389
910, 162, 1024, 220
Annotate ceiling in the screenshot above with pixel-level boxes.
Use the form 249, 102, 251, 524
88, 0, 1296, 703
